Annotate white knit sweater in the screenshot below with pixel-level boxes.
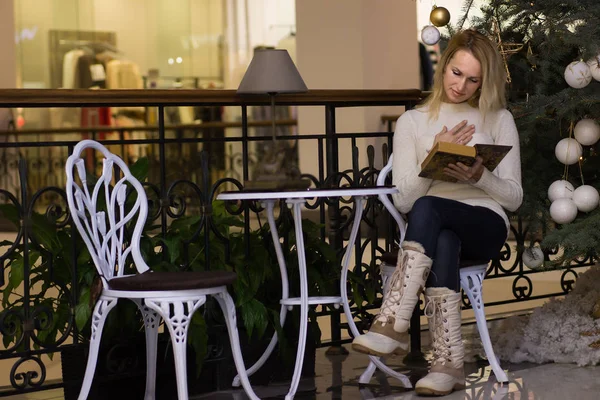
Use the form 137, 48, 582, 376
391, 101, 523, 230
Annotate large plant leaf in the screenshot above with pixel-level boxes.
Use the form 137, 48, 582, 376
238, 298, 269, 339
75, 287, 91, 331
9, 255, 24, 289
212, 201, 244, 225
2, 284, 13, 308
129, 157, 149, 183
30, 213, 60, 252
169, 215, 202, 234
1, 310, 23, 348
34, 299, 59, 346
160, 236, 181, 264
0, 204, 20, 227
347, 270, 367, 309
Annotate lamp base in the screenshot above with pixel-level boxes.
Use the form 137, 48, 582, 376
244, 178, 311, 191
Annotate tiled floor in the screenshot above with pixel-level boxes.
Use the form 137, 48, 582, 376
11, 349, 599, 400
194, 330, 600, 400
5, 325, 600, 400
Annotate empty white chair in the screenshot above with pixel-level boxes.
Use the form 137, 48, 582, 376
65, 139, 259, 400
358, 154, 508, 385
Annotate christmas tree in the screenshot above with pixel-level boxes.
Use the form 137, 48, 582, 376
449, 0, 600, 266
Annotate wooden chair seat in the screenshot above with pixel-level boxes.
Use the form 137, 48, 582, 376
108, 270, 237, 291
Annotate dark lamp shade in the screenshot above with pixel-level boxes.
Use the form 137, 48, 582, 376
237, 49, 308, 94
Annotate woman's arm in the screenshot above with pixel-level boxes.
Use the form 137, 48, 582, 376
472, 110, 523, 211
392, 113, 433, 213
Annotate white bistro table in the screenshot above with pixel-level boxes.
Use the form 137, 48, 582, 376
217, 186, 412, 399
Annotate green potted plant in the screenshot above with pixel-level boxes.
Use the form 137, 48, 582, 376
0, 157, 341, 396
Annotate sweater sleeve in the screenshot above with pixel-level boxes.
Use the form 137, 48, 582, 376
472, 110, 523, 212
391, 113, 433, 214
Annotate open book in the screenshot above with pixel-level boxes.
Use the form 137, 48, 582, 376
419, 141, 512, 182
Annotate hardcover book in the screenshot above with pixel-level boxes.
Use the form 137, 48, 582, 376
419, 141, 512, 182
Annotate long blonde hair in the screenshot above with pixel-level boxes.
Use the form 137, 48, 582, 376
421, 29, 507, 119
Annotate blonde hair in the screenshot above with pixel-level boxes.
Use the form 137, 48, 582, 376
421, 29, 507, 119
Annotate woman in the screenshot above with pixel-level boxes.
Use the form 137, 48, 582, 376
352, 30, 522, 396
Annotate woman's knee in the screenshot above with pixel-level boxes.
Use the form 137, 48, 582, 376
409, 196, 440, 222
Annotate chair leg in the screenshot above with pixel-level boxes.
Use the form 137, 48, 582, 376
145, 298, 205, 400
215, 291, 260, 400
461, 271, 509, 383
232, 305, 286, 387
134, 300, 161, 400
359, 360, 378, 384
78, 298, 118, 400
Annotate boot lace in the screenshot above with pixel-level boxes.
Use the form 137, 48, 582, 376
424, 297, 452, 365
374, 251, 409, 326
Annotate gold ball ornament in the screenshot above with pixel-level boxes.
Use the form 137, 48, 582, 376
430, 6, 451, 27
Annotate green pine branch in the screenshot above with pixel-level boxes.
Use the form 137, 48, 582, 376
450, 0, 600, 267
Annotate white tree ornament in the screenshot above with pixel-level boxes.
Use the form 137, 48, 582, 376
574, 118, 600, 146
572, 185, 599, 212
548, 180, 574, 202
522, 246, 544, 269
550, 198, 578, 224
587, 56, 600, 81
421, 25, 441, 46
554, 138, 582, 165
564, 60, 592, 88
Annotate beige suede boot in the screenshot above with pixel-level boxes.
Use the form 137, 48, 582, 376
352, 241, 432, 356
415, 287, 465, 396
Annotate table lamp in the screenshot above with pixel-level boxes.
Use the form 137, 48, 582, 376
237, 48, 310, 190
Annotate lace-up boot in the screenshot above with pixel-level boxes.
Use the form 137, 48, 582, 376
352, 241, 432, 356
415, 287, 465, 396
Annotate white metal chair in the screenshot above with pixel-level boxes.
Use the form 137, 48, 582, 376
358, 153, 509, 385
65, 140, 259, 400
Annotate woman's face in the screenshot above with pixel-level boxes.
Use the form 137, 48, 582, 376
443, 49, 482, 104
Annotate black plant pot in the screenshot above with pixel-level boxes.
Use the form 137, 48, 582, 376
62, 319, 318, 399
62, 340, 148, 400
61, 334, 227, 400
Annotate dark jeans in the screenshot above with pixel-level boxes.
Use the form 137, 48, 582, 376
405, 196, 507, 291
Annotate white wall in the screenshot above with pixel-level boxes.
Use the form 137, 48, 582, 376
91, 0, 150, 78
296, 0, 419, 176
14, 0, 86, 88
247, 0, 296, 49
224, 0, 296, 89
0, 0, 16, 88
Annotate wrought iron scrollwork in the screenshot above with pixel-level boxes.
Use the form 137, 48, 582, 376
560, 269, 578, 293
512, 274, 533, 300
0, 310, 26, 351
10, 356, 46, 390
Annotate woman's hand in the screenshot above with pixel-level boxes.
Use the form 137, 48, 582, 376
444, 156, 485, 183
433, 120, 475, 146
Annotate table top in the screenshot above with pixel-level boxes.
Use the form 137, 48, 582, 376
216, 185, 398, 201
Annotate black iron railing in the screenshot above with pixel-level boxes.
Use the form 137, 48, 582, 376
0, 89, 593, 396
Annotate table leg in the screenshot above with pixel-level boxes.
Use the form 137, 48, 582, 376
339, 196, 413, 388
232, 200, 290, 387
285, 198, 309, 400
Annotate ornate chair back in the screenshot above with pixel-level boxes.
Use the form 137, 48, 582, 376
65, 140, 150, 288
